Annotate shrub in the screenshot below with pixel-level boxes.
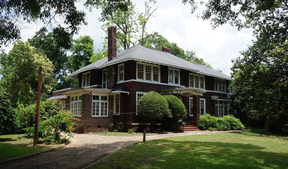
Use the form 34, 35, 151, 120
109, 123, 114, 132
117, 122, 124, 132
25, 111, 75, 143
223, 115, 245, 130
128, 128, 134, 133
0, 92, 16, 134
163, 95, 187, 131
216, 118, 230, 131
198, 114, 217, 130
16, 100, 63, 128
137, 91, 170, 131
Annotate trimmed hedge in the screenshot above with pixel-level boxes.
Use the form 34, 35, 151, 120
199, 114, 245, 131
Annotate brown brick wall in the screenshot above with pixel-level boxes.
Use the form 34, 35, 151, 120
107, 65, 117, 89
108, 26, 117, 61
124, 61, 136, 80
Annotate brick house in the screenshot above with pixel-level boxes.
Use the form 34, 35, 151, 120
48, 26, 232, 132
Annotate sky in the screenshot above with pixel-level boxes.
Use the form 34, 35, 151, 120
3, 0, 255, 76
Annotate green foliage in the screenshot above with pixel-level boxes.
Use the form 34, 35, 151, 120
128, 128, 134, 134
56, 76, 78, 90
109, 123, 114, 132
223, 115, 245, 130
68, 35, 95, 72
199, 114, 244, 131
0, 0, 86, 50
24, 111, 75, 143
137, 91, 170, 121
198, 114, 217, 130
16, 100, 63, 129
0, 41, 55, 106
0, 91, 16, 134
116, 122, 124, 132
163, 95, 187, 131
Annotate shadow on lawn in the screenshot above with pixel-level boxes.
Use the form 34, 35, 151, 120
135, 139, 288, 169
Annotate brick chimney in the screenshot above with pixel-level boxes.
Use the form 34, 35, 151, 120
108, 26, 117, 61
162, 47, 171, 53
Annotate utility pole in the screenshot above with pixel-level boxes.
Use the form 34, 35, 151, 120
33, 67, 43, 147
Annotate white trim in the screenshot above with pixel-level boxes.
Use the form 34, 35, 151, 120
83, 84, 102, 89
52, 88, 72, 92
91, 94, 109, 117
70, 95, 82, 117
82, 72, 90, 87
118, 63, 125, 82
136, 92, 148, 115
205, 90, 229, 94
215, 100, 229, 117
214, 78, 227, 93
111, 91, 130, 95
117, 79, 185, 87
136, 62, 160, 82
200, 98, 206, 116
168, 68, 180, 85
189, 73, 205, 90
114, 94, 120, 115
102, 68, 107, 89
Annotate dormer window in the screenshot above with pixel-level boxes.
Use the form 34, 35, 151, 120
168, 68, 180, 85
189, 74, 205, 90
82, 72, 90, 87
118, 64, 124, 82
102, 69, 107, 88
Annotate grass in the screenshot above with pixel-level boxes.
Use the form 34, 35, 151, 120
240, 129, 288, 140
0, 134, 59, 161
96, 131, 143, 136
91, 133, 288, 169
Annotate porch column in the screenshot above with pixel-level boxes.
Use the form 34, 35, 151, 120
193, 95, 200, 127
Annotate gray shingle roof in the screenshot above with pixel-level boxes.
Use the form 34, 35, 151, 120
69, 45, 232, 80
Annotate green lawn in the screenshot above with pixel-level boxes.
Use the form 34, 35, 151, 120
0, 134, 59, 161
92, 133, 288, 169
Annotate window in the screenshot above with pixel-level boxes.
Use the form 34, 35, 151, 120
92, 95, 108, 117
189, 97, 193, 116
136, 63, 160, 82
118, 64, 124, 82
200, 98, 206, 116
114, 94, 120, 115
70, 96, 82, 117
82, 72, 90, 87
214, 78, 226, 92
102, 69, 107, 88
215, 101, 229, 117
136, 92, 147, 115
168, 68, 180, 85
189, 74, 205, 89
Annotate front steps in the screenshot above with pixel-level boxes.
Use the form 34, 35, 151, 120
181, 122, 200, 131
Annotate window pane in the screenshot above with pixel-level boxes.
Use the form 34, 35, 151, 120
174, 70, 179, 84
92, 102, 96, 116
189, 98, 193, 116
93, 96, 99, 100
195, 76, 199, 88
200, 77, 204, 89
116, 95, 120, 114
137, 64, 144, 79
145, 65, 151, 80
119, 65, 124, 81
96, 102, 99, 116
189, 75, 194, 87
153, 67, 159, 82
87, 73, 90, 86
168, 69, 173, 83
101, 96, 107, 100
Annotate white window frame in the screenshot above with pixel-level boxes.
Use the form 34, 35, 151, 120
189, 97, 193, 117
82, 72, 90, 87
136, 62, 160, 82
70, 96, 82, 117
102, 68, 107, 89
136, 91, 148, 115
189, 73, 205, 90
118, 64, 124, 82
91, 95, 109, 117
200, 98, 206, 116
215, 100, 229, 117
168, 68, 180, 85
114, 94, 120, 115
214, 78, 226, 92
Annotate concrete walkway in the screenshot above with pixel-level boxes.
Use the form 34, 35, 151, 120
0, 130, 238, 169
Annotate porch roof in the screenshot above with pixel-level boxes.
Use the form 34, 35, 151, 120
160, 87, 206, 97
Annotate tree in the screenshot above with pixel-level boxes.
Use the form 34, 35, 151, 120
28, 27, 70, 80
144, 32, 213, 68
0, 91, 16, 134
137, 91, 170, 131
0, 41, 55, 106
182, 0, 282, 29
68, 35, 95, 72
0, 0, 86, 50
163, 95, 187, 131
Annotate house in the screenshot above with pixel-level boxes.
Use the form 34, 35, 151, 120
48, 26, 232, 132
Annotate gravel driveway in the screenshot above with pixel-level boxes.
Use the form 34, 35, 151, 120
0, 131, 237, 169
